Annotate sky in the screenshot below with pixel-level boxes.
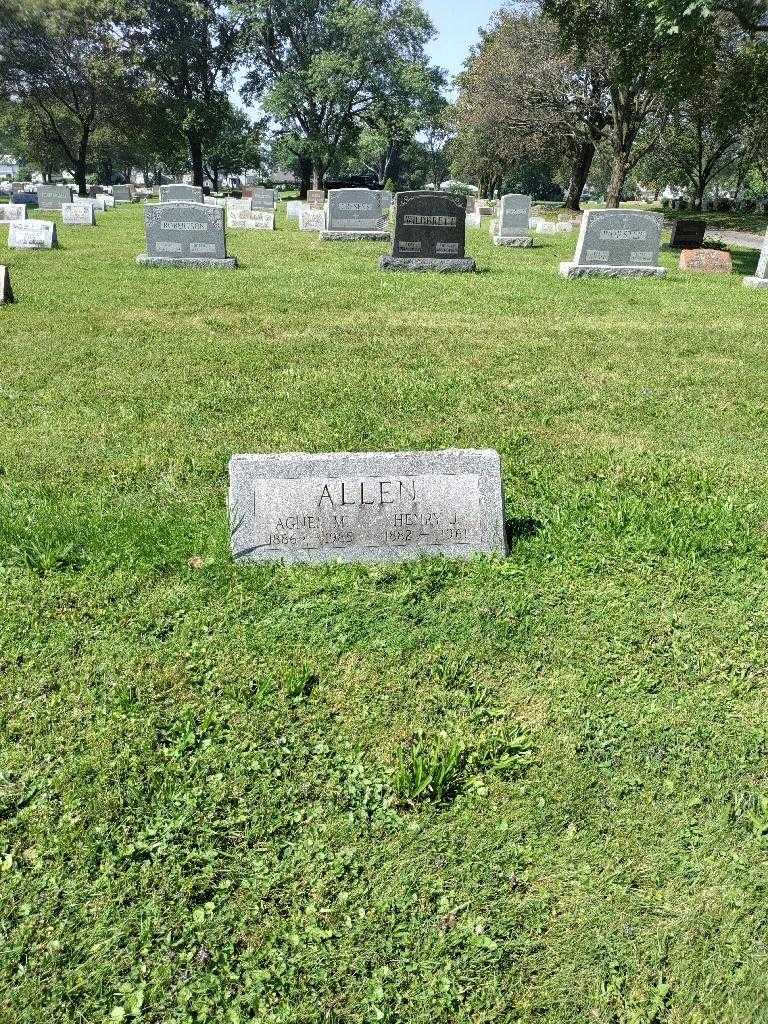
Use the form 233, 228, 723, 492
422, 0, 502, 83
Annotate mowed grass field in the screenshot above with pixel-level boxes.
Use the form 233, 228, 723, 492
2, 203, 768, 1024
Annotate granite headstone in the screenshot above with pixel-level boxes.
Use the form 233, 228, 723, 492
8, 220, 57, 250
159, 184, 204, 205
560, 209, 665, 278
229, 449, 507, 565
493, 194, 532, 246
322, 188, 389, 241
379, 190, 475, 273
679, 249, 732, 273
37, 185, 73, 211
227, 208, 274, 230
307, 189, 325, 209
62, 202, 96, 226
112, 184, 135, 203
743, 228, 768, 289
137, 203, 236, 269
0, 204, 26, 223
669, 219, 706, 249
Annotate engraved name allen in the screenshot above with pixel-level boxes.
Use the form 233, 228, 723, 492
316, 478, 418, 508
403, 215, 457, 227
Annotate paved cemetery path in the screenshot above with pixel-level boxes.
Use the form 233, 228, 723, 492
704, 228, 765, 249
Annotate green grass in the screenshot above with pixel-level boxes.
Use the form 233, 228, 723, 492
2, 205, 768, 1023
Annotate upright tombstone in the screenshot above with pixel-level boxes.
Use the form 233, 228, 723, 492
227, 207, 275, 231
307, 189, 325, 209
286, 200, 305, 220
112, 184, 135, 204
37, 184, 73, 211
322, 188, 389, 241
251, 188, 276, 211
74, 194, 106, 212
492, 194, 533, 247
379, 190, 475, 273
229, 449, 507, 565
669, 219, 706, 249
743, 227, 768, 289
11, 191, 38, 208
559, 209, 665, 279
0, 265, 14, 303
159, 184, 204, 205
62, 202, 96, 226
137, 202, 237, 269
299, 206, 326, 232
0, 204, 26, 223
8, 220, 58, 250
465, 196, 482, 229
381, 190, 393, 215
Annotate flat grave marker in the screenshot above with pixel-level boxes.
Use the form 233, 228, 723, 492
229, 449, 507, 565
560, 209, 665, 278
8, 220, 58, 250
380, 190, 475, 273
62, 202, 96, 226
492, 194, 532, 247
744, 228, 768, 289
322, 188, 389, 241
137, 202, 236, 269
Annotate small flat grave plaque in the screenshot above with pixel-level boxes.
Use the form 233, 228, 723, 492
229, 449, 507, 564
380, 190, 475, 272
62, 202, 96, 226
679, 248, 732, 273
560, 209, 665, 278
137, 202, 236, 269
8, 220, 57, 250
744, 228, 768, 289
159, 184, 204, 205
669, 219, 706, 249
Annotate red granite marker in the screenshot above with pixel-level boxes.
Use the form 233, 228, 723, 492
679, 249, 733, 273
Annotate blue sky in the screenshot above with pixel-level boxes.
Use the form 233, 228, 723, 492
423, 0, 502, 81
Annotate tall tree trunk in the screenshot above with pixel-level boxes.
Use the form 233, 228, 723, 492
606, 150, 630, 208
189, 136, 204, 186
564, 140, 595, 211
297, 156, 311, 198
311, 158, 325, 191
74, 128, 90, 196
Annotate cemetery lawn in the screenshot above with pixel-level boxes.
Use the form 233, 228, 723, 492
3, 204, 768, 1024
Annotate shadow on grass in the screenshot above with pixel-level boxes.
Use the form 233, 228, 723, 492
731, 250, 760, 276
505, 517, 544, 547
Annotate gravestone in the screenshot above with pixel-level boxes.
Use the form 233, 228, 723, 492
74, 194, 106, 212
379, 190, 475, 273
62, 202, 96, 226
743, 228, 768, 289
679, 249, 732, 274
669, 219, 706, 249
381, 190, 393, 215
136, 203, 236, 269
102, 194, 115, 209
0, 204, 26, 223
227, 207, 275, 230
251, 189, 276, 211
0, 265, 13, 303
159, 184, 204, 205
229, 449, 507, 565
322, 188, 389, 241
112, 184, 134, 203
286, 200, 306, 220
560, 209, 665, 278
492, 194, 532, 247
11, 191, 38, 208
8, 220, 57, 250
299, 207, 326, 232
11, 182, 24, 194
37, 184, 73, 211
307, 189, 325, 209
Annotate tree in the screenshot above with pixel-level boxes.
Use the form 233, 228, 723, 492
0, 0, 135, 194
203, 99, 263, 190
128, 0, 244, 186
239, 0, 438, 189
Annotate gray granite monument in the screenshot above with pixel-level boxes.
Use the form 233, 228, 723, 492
251, 189, 276, 211
307, 189, 325, 209
492, 194, 532, 246
560, 210, 665, 278
379, 191, 475, 273
37, 185, 73, 211
112, 184, 135, 203
744, 228, 768, 289
229, 449, 507, 565
62, 202, 96, 226
322, 188, 389, 241
159, 184, 204, 204
9, 220, 58, 249
136, 202, 236, 269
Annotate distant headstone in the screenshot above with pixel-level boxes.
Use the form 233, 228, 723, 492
8, 220, 57, 250
229, 449, 507, 565
136, 203, 236, 269
743, 228, 768, 289
37, 184, 73, 211
679, 248, 732, 274
10, 182, 25, 194
251, 188, 276, 211
379, 190, 475, 273
74, 194, 106, 212
159, 184, 204, 205
492, 194, 532, 247
112, 184, 135, 203
227, 208, 275, 230
0, 265, 13, 303
286, 200, 306, 220
62, 202, 96, 226
669, 219, 706, 249
307, 189, 325, 209
381, 190, 393, 214
11, 191, 38, 208
322, 188, 389, 241
0, 204, 26, 223
559, 209, 665, 278
299, 207, 326, 232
